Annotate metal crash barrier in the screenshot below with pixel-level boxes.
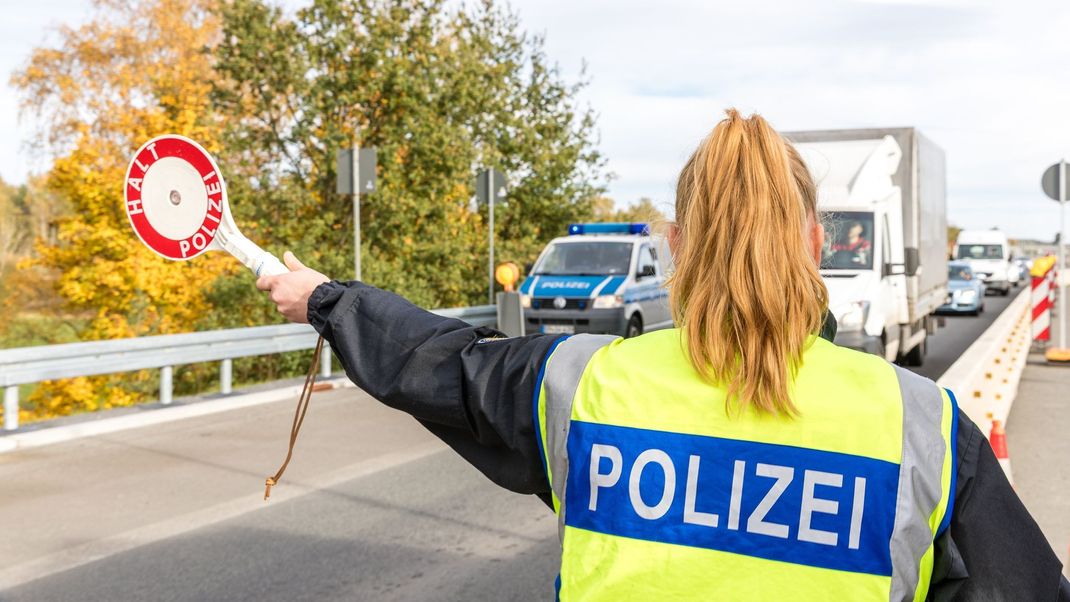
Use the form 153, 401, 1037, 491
0, 304, 506, 431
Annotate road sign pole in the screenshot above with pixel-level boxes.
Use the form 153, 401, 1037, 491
488, 168, 495, 305
1060, 159, 1067, 348
353, 129, 362, 282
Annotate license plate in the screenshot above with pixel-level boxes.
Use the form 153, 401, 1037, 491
542, 324, 575, 334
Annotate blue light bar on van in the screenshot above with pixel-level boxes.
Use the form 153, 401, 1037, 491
567, 223, 649, 235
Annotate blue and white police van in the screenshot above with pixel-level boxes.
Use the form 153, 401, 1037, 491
518, 223, 673, 338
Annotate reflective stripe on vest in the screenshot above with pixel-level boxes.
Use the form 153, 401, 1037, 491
536, 330, 954, 602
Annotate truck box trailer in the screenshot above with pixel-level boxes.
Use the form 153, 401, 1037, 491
786, 127, 948, 366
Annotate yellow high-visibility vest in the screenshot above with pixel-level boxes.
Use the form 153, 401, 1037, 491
536, 329, 956, 601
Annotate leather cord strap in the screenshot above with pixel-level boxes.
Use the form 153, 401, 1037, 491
264, 335, 325, 500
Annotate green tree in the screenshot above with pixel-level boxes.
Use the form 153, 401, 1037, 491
6, 0, 606, 422
0, 175, 70, 336
211, 0, 607, 312
591, 196, 669, 225
11, 0, 236, 417
947, 225, 961, 258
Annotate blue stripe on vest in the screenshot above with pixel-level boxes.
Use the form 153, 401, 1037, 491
565, 421, 899, 576
937, 388, 959, 538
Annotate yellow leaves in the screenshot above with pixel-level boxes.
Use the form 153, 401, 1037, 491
12, 0, 234, 422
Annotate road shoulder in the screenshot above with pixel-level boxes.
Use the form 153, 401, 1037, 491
1007, 353, 1070, 567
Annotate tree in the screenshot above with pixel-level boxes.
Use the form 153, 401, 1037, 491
0, 178, 23, 276
7, 0, 607, 422
11, 0, 236, 417
591, 196, 669, 225
211, 0, 607, 310
947, 224, 962, 259
0, 175, 68, 335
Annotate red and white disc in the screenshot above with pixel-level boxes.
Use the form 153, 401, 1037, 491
124, 135, 225, 260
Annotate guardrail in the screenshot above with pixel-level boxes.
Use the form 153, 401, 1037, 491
0, 305, 498, 431
937, 287, 1031, 438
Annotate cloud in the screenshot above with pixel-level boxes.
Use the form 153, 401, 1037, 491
506, 0, 1070, 239
2, 0, 1068, 239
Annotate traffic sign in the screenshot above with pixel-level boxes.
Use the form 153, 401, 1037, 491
336, 148, 378, 195
336, 139, 378, 281
476, 169, 507, 205
359, 149, 377, 192
477, 168, 508, 304
1041, 162, 1070, 202
1041, 160, 1069, 351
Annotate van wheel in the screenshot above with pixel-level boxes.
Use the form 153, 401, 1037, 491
626, 315, 643, 338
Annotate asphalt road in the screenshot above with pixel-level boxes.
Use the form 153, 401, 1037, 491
912, 286, 1020, 380
0, 288, 1027, 601
1, 451, 559, 602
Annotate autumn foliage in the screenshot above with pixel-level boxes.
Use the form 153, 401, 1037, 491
6, 0, 608, 422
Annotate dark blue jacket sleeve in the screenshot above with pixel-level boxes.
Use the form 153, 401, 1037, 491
308, 280, 558, 498
928, 410, 1067, 601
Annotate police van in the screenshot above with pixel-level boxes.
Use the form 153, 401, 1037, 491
518, 223, 673, 337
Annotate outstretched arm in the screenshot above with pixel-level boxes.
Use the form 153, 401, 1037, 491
257, 256, 559, 497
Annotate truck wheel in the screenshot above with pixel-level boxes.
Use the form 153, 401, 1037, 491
626, 315, 643, 338
874, 337, 887, 361
902, 336, 926, 367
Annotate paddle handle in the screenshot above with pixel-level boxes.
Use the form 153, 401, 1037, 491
219, 230, 288, 277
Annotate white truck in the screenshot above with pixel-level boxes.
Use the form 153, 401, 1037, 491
786, 128, 948, 366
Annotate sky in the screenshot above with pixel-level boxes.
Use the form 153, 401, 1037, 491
1, 0, 1069, 240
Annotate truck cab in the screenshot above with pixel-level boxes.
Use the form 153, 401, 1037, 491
954, 230, 1014, 295
518, 223, 673, 337
789, 129, 948, 367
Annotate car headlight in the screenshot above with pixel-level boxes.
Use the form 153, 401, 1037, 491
520, 294, 531, 308
592, 294, 624, 309
838, 301, 870, 333
958, 290, 977, 303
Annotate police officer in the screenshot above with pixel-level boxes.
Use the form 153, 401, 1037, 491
258, 110, 1069, 600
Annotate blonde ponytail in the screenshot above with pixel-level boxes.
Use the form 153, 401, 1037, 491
668, 109, 827, 415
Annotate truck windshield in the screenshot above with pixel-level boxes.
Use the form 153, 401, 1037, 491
956, 244, 1004, 260
534, 242, 633, 276
821, 211, 875, 270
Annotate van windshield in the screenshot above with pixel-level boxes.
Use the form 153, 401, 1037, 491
533, 242, 633, 276
821, 211, 874, 270
957, 244, 1004, 260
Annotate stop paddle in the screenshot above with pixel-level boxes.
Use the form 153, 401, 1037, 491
123, 134, 287, 277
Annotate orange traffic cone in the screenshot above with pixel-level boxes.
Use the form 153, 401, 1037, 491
989, 420, 1013, 485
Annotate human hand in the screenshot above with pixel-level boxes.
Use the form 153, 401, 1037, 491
255, 251, 330, 324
